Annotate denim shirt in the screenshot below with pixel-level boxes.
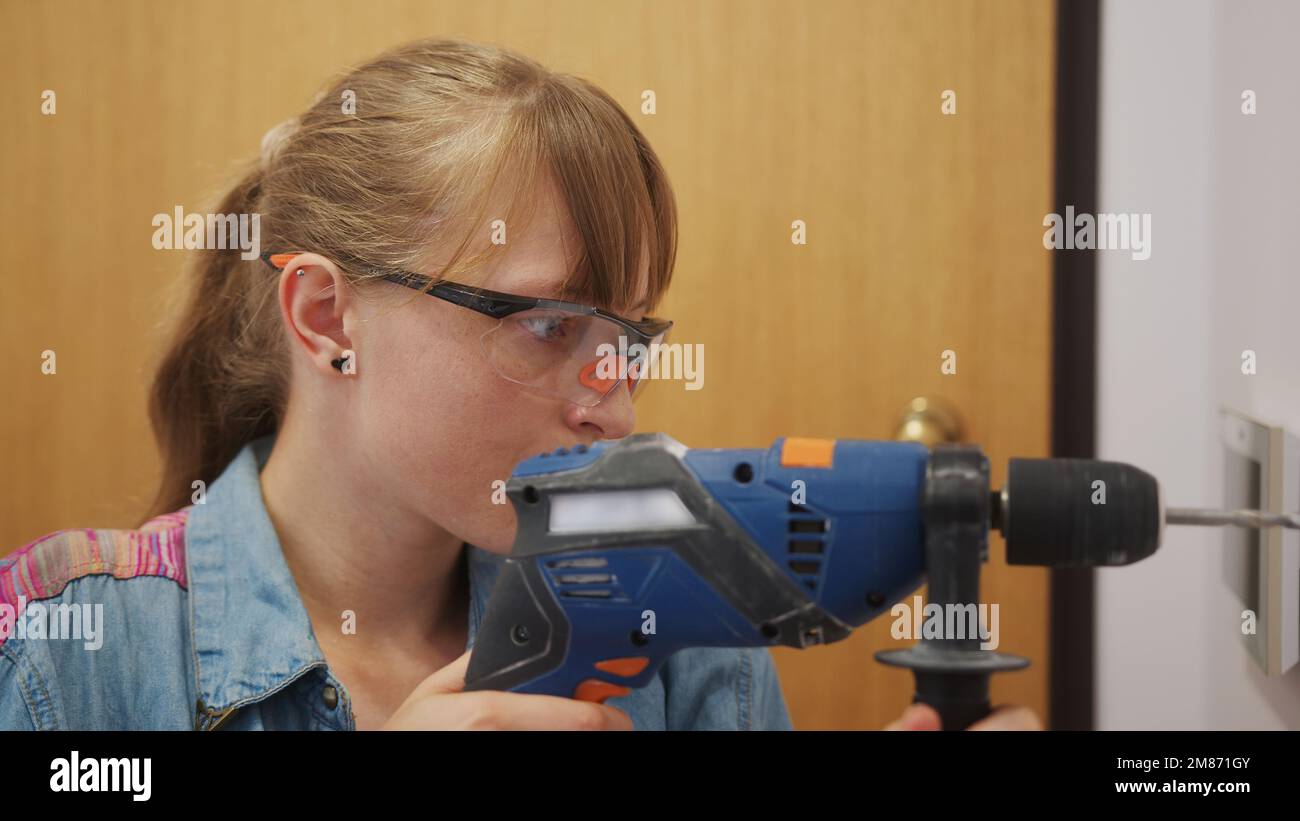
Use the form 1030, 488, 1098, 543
0, 434, 792, 730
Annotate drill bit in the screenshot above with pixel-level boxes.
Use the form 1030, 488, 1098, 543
1165, 507, 1300, 530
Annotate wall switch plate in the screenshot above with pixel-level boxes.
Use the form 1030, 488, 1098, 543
1221, 407, 1300, 675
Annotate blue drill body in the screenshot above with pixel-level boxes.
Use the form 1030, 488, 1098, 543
464, 432, 931, 702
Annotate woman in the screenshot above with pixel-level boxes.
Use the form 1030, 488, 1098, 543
0, 37, 1038, 731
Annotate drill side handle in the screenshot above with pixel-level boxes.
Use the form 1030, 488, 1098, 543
875, 444, 1030, 730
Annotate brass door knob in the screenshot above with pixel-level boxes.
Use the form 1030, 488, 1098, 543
893, 396, 963, 447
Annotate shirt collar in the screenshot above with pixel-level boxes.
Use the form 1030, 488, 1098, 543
186, 432, 505, 712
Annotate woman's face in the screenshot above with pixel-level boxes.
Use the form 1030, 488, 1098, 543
347, 185, 652, 554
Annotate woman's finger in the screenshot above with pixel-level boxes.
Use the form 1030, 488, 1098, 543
883, 702, 941, 731
421, 649, 475, 694
966, 705, 1043, 731
456, 691, 634, 730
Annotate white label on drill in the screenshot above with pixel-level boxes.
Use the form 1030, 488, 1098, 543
548, 489, 696, 534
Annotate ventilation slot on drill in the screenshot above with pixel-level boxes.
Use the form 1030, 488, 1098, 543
559, 588, 615, 598
555, 574, 613, 585
555, 573, 616, 599
788, 540, 823, 554
545, 559, 623, 600
786, 504, 828, 591
547, 557, 609, 569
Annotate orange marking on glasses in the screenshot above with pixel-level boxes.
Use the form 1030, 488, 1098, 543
579, 354, 637, 395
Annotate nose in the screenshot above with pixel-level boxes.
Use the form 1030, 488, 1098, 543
563, 381, 637, 441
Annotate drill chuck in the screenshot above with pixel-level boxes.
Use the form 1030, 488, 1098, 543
997, 458, 1164, 567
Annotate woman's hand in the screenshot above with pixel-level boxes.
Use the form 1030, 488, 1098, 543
883, 702, 1042, 731
380, 650, 633, 730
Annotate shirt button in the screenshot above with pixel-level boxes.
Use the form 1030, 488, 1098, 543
322, 685, 339, 710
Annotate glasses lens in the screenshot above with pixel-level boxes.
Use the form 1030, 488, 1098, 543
480, 309, 664, 406
626, 328, 669, 399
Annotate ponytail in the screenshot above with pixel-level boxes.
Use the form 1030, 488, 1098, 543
143, 162, 288, 520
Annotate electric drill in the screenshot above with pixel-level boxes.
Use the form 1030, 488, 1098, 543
462, 432, 1294, 729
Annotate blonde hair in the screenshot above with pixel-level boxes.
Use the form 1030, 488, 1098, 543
144, 37, 678, 520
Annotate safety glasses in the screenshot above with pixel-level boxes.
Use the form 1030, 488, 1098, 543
261, 252, 673, 407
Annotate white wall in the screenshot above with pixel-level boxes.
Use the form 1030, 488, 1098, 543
1096, 0, 1300, 729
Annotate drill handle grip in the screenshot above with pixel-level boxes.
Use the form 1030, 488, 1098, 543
912, 672, 993, 731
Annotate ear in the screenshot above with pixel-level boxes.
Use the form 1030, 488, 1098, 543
274, 252, 357, 376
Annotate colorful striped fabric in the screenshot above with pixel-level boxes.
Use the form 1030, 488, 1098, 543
0, 508, 191, 645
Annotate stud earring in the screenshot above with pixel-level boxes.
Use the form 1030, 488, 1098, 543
296, 268, 305, 277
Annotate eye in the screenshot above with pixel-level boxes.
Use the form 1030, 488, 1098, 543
516, 313, 569, 341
